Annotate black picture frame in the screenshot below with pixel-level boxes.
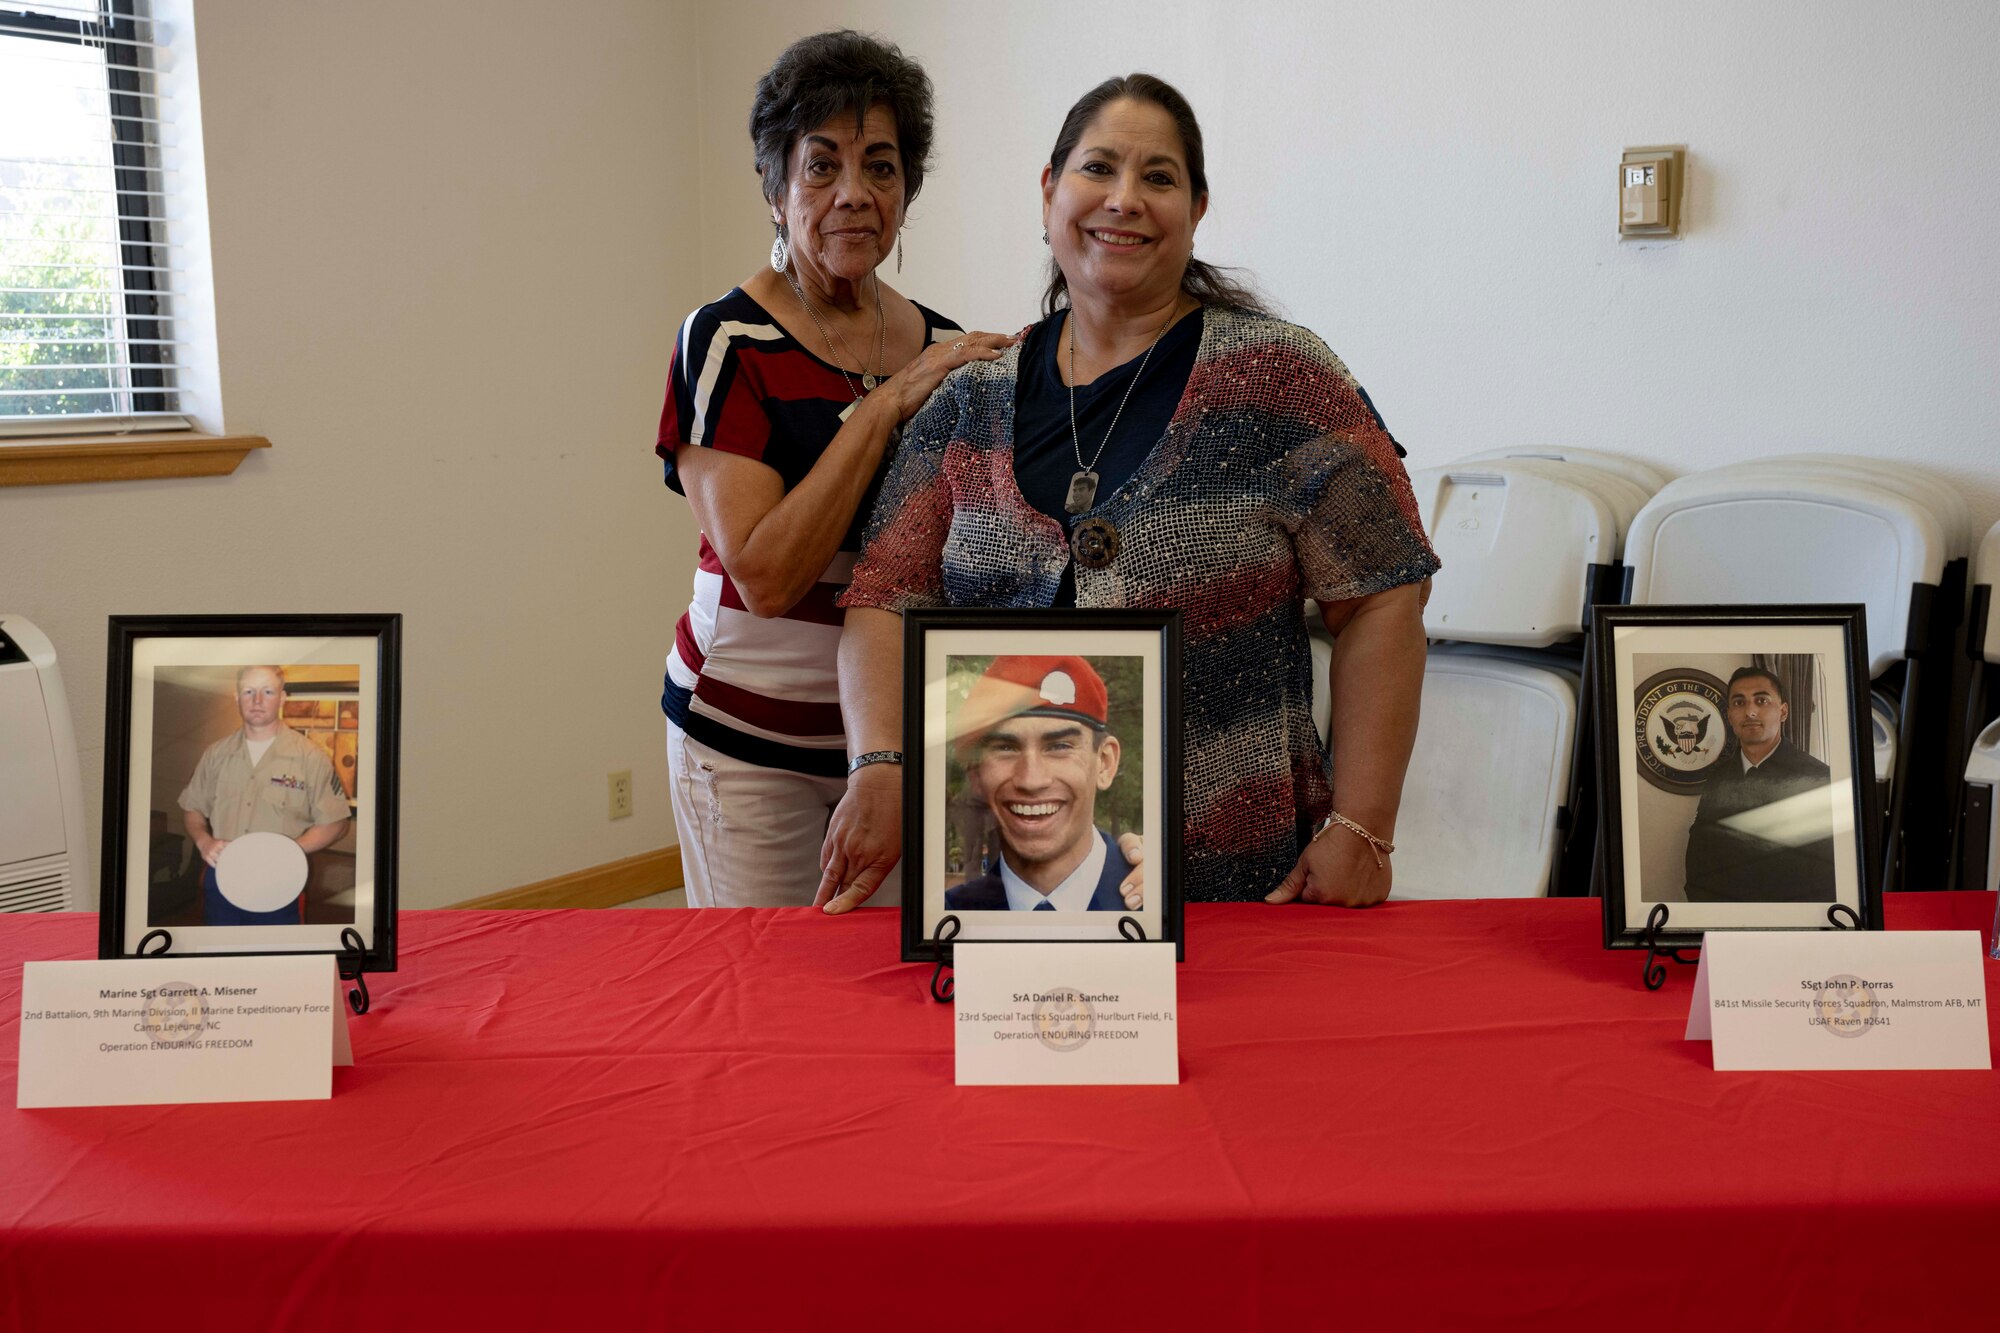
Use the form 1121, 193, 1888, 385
900, 608, 1184, 964
1592, 603, 1881, 950
97, 614, 401, 973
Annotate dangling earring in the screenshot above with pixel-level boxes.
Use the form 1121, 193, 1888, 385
1041, 228, 1049, 245
896, 233, 904, 274
770, 225, 789, 274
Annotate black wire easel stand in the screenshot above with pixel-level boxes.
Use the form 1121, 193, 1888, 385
1640, 902, 1864, 990
134, 925, 374, 1015
927, 913, 1151, 1003
927, 916, 960, 1002
1637, 905, 1699, 991
336, 928, 372, 1014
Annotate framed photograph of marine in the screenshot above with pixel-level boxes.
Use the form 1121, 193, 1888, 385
97, 613, 401, 974
900, 608, 1184, 963
1592, 604, 1881, 950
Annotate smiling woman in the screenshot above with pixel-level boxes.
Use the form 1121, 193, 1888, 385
824, 73, 1441, 912
652, 30, 1014, 909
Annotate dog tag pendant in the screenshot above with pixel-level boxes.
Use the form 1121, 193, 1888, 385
1065, 469, 1099, 515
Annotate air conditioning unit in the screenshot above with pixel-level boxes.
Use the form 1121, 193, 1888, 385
0, 616, 90, 911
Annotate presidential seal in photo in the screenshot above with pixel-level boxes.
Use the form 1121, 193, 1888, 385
1633, 666, 1728, 792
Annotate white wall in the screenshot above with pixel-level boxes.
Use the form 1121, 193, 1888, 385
697, 0, 2000, 535
3, 0, 704, 906
7, 1, 1997, 908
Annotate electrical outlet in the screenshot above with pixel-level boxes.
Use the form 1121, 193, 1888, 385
608, 770, 633, 820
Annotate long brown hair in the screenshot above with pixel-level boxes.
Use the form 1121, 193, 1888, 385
1041, 73, 1273, 318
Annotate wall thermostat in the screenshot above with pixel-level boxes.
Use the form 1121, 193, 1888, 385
1620, 145, 1685, 239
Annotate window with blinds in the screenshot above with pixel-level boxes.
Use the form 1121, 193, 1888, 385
0, 1, 189, 435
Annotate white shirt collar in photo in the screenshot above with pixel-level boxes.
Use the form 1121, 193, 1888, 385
1740, 743, 1777, 774
999, 829, 1108, 912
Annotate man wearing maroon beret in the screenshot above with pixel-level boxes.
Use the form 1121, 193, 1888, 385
946, 655, 1134, 912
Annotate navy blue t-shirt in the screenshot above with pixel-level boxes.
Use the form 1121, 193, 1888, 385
1013, 308, 1203, 606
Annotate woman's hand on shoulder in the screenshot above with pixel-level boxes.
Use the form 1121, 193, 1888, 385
879, 330, 1015, 422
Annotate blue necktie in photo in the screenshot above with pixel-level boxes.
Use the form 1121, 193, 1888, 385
1034, 900, 1055, 911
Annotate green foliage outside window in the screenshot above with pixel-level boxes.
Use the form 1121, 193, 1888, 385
0, 170, 127, 419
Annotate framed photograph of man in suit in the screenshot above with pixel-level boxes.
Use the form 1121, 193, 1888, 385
1593, 604, 1881, 950
901, 609, 1183, 963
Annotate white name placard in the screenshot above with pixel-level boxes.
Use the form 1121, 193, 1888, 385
1686, 931, 1992, 1071
17, 955, 351, 1109
953, 942, 1178, 1086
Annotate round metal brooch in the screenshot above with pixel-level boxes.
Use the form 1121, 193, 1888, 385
1071, 517, 1121, 570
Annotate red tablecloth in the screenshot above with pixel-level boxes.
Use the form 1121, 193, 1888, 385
3, 895, 1996, 1331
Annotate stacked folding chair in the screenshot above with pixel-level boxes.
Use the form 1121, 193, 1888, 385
1624, 455, 1969, 892
1387, 449, 1664, 899
1956, 521, 2000, 896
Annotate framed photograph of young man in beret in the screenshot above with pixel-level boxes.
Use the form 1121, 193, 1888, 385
98, 613, 401, 975
1592, 604, 1881, 950
901, 609, 1183, 962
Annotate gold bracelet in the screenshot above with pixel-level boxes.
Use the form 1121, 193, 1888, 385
1309, 810, 1395, 869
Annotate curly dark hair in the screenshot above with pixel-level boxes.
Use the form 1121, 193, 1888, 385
1042, 73, 1273, 318
749, 30, 935, 211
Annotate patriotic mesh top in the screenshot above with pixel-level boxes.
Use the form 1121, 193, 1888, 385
656, 287, 963, 777
842, 306, 1441, 900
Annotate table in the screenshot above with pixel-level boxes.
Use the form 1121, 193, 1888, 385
4, 895, 1996, 1330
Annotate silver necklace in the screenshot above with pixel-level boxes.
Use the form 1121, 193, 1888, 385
785, 269, 886, 396
1064, 304, 1178, 515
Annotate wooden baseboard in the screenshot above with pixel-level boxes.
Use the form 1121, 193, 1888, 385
447, 845, 683, 910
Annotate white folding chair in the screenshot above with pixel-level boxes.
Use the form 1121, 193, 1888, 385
1626, 471, 1951, 890
1309, 631, 1332, 746
1385, 458, 1659, 899
1454, 445, 1671, 496
1410, 461, 1618, 648
1695, 458, 1974, 859
1956, 521, 2000, 902
1485, 459, 1652, 561
1737, 454, 1972, 560
1394, 646, 1579, 900
1626, 472, 1944, 676
1698, 456, 1969, 561
1412, 456, 1674, 897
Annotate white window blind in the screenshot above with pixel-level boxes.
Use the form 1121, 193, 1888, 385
0, 1, 190, 434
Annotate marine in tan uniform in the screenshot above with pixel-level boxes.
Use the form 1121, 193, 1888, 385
178, 665, 352, 925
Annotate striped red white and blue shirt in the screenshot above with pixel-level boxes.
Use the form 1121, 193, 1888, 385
656, 287, 962, 776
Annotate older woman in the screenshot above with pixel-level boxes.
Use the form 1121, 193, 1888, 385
818, 74, 1439, 911
656, 31, 1010, 907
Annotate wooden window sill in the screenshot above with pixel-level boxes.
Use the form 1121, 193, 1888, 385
0, 432, 270, 487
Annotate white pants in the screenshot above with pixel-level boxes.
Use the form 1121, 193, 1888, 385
666, 721, 901, 909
